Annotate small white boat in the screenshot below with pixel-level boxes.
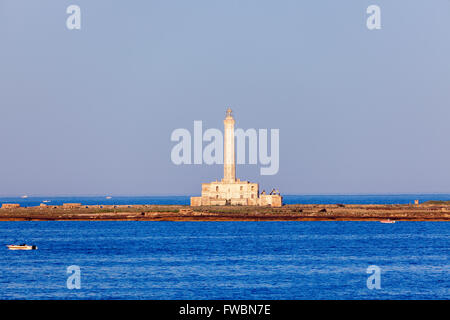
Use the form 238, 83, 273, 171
21, 195, 28, 199
7, 244, 38, 250
43, 200, 51, 203
106, 196, 112, 199
380, 219, 396, 224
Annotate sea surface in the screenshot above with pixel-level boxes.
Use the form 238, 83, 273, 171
0, 221, 448, 300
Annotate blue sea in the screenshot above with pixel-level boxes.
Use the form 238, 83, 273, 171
0, 195, 449, 300
0, 221, 448, 300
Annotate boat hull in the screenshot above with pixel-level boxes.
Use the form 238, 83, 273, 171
7, 245, 37, 250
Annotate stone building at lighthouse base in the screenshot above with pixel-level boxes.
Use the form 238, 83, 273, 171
190, 179, 282, 206
190, 108, 282, 207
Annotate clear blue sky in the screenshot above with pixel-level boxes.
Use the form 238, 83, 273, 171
1, 1, 450, 196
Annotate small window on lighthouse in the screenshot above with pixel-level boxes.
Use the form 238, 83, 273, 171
216, 186, 219, 192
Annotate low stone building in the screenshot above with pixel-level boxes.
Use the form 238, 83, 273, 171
259, 190, 283, 207
1, 203, 21, 209
191, 109, 282, 207
192, 179, 260, 206
62, 203, 82, 209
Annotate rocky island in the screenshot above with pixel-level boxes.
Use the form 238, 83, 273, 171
1, 202, 449, 221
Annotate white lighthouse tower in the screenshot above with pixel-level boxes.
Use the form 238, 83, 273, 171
223, 108, 236, 183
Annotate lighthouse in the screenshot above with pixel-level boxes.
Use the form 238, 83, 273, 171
223, 108, 236, 183
190, 108, 282, 207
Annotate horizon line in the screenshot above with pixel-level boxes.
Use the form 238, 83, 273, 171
2, 192, 450, 198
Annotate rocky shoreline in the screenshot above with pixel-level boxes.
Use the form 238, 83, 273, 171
0, 203, 449, 221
